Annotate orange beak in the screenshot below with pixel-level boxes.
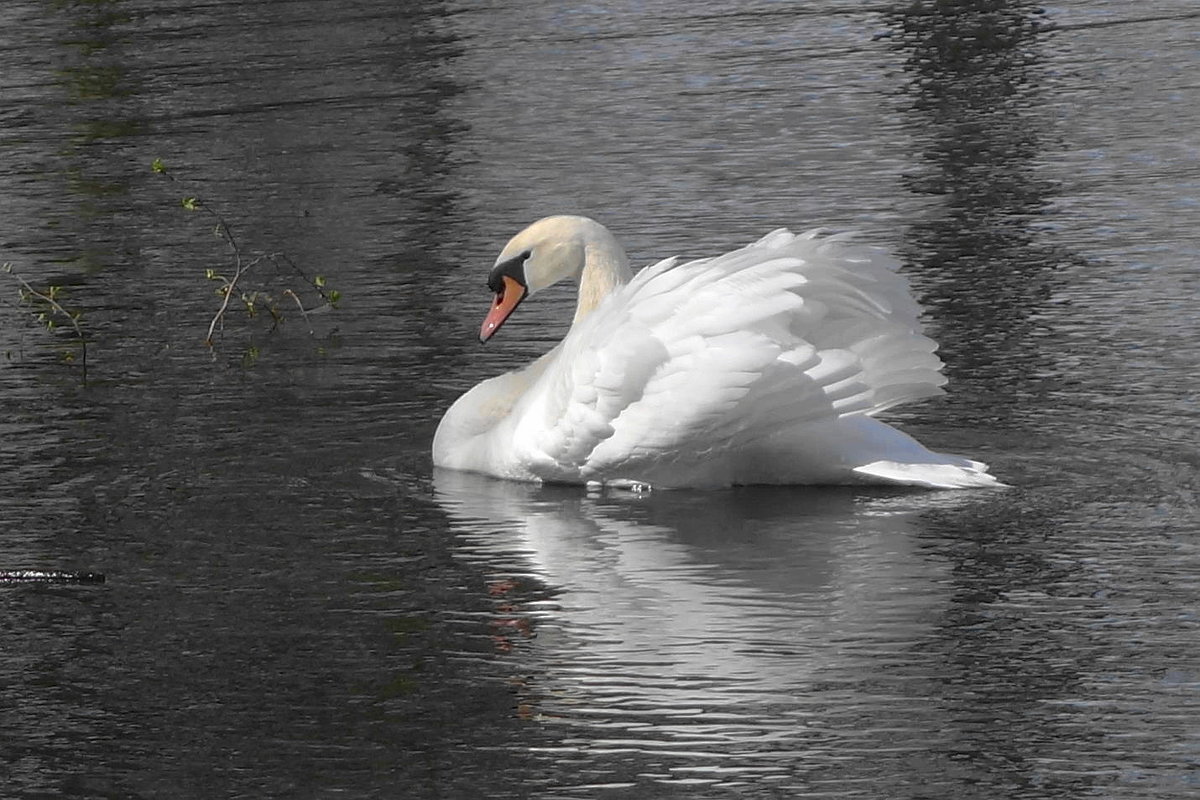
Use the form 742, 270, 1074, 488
479, 275, 527, 342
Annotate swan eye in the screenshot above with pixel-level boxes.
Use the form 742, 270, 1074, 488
487, 250, 533, 293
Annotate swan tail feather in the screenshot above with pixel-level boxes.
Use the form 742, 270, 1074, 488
852, 459, 1004, 489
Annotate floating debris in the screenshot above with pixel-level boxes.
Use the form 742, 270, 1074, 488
0, 570, 106, 584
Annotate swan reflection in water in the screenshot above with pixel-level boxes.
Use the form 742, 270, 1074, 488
434, 469, 973, 774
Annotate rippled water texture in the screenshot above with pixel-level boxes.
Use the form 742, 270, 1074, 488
2, 1, 1199, 798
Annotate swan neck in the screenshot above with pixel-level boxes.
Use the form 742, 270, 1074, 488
574, 237, 631, 324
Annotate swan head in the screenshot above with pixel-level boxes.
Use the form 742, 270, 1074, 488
479, 215, 628, 342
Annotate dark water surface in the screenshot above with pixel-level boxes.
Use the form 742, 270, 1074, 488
2, 1, 1199, 797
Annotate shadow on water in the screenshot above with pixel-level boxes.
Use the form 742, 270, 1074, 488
885, 0, 1082, 427
880, 6, 1090, 792
870, 8, 1200, 796
37, 0, 144, 276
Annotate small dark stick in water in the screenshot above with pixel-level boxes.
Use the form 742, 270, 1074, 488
0, 570, 106, 584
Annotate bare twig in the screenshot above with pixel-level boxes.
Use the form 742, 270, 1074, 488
273, 253, 340, 308
282, 288, 313, 334
204, 254, 269, 349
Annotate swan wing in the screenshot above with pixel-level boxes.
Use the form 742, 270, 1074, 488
516, 230, 947, 482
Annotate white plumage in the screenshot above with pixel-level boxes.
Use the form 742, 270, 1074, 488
432, 216, 1000, 489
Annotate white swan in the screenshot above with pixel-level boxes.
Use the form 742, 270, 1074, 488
433, 216, 1000, 489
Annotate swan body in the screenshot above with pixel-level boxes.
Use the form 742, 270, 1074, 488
433, 216, 999, 489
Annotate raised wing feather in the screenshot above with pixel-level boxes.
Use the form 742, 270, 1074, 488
517, 229, 945, 482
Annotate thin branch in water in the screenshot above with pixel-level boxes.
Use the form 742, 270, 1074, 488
274, 253, 340, 308
282, 288, 313, 334
204, 253, 268, 350
2, 264, 88, 382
